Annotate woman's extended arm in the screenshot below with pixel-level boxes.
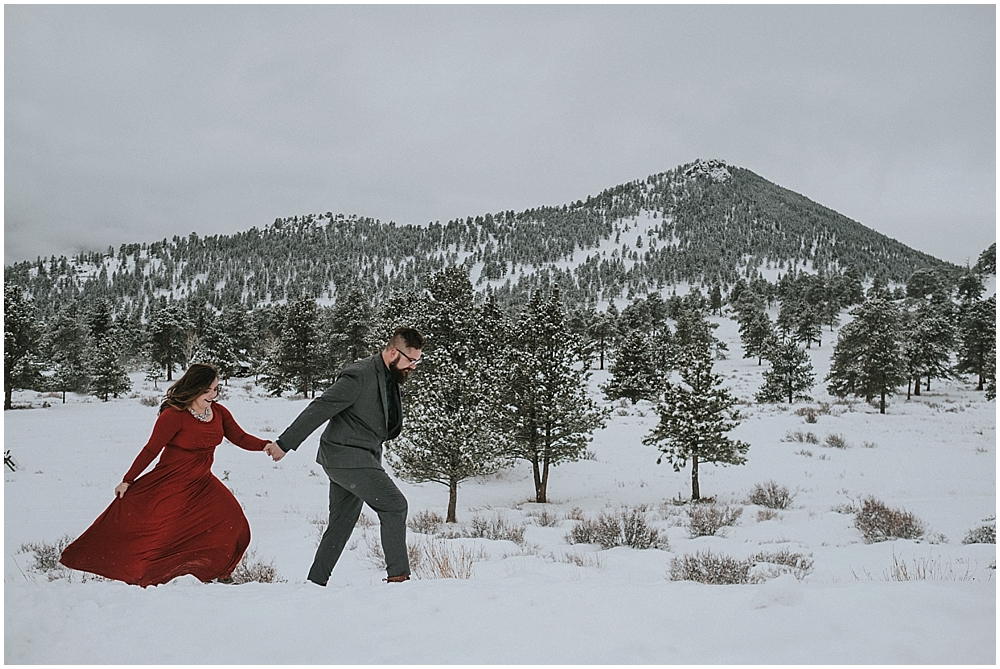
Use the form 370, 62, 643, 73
120, 409, 184, 486
216, 403, 269, 451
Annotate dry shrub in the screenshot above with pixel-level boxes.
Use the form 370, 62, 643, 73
854, 496, 926, 543
855, 553, 979, 582
747, 481, 794, 509
687, 504, 743, 538
408, 509, 444, 535
564, 506, 586, 521
139, 395, 160, 407
409, 538, 489, 579
231, 549, 286, 584
756, 508, 779, 522
670, 549, 814, 584
670, 550, 753, 584
752, 549, 814, 581
795, 406, 818, 423
557, 551, 605, 568
19, 535, 74, 573
824, 433, 850, 449
962, 518, 996, 545
566, 508, 663, 550
526, 508, 561, 527
783, 430, 820, 444
466, 512, 526, 545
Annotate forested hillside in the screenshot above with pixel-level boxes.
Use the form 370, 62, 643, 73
6, 159, 952, 322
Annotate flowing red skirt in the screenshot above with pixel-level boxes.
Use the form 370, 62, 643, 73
60, 445, 250, 587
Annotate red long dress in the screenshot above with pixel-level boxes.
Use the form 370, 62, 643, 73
60, 402, 267, 587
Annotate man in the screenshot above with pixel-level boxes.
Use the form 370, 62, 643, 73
264, 327, 424, 585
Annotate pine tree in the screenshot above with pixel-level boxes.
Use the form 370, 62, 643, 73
956, 295, 996, 392
601, 328, 663, 404
499, 289, 608, 503
826, 297, 906, 414
46, 302, 92, 402
386, 268, 511, 522
4, 282, 40, 410
90, 331, 132, 402
643, 338, 749, 500
327, 287, 373, 369
737, 305, 775, 365
262, 294, 321, 397
146, 300, 189, 381
901, 299, 955, 397
756, 338, 815, 404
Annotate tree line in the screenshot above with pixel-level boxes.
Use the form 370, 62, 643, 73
5, 244, 994, 513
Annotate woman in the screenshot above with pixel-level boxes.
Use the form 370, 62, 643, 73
60, 363, 270, 587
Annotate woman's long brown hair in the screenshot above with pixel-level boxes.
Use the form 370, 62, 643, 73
159, 363, 219, 414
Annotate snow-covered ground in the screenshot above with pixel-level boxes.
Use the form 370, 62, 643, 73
4, 315, 995, 663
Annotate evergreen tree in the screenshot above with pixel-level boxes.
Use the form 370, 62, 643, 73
737, 305, 775, 365
146, 299, 189, 381
826, 297, 906, 414
756, 338, 815, 404
4, 282, 40, 410
901, 299, 955, 397
586, 309, 615, 370
195, 311, 242, 382
793, 301, 822, 349
956, 295, 996, 392
90, 331, 132, 401
386, 268, 510, 522
46, 302, 92, 402
262, 294, 321, 396
709, 284, 723, 316
601, 328, 663, 404
643, 338, 749, 500
499, 289, 608, 503
327, 287, 373, 369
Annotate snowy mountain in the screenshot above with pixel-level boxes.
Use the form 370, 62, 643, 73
6, 159, 954, 319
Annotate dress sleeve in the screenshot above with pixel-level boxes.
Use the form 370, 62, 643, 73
216, 403, 268, 451
122, 409, 183, 483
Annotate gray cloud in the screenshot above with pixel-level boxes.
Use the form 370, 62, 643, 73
5, 4, 995, 266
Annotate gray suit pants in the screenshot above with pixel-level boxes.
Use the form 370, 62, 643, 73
308, 466, 409, 585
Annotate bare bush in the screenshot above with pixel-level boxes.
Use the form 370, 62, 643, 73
409, 538, 489, 579
795, 406, 818, 423
407, 510, 444, 535
757, 509, 779, 522
962, 518, 996, 545
556, 551, 605, 568
19, 535, 74, 573
564, 506, 586, 521
783, 430, 820, 444
862, 440, 878, 449
139, 395, 160, 407
566, 508, 664, 550
526, 508, 561, 527
466, 512, 526, 545
687, 504, 743, 538
231, 549, 286, 584
752, 549, 814, 581
670, 550, 754, 584
824, 433, 850, 449
854, 496, 927, 543
747, 481, 794, 509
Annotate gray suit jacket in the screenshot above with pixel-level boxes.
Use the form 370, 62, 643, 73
277, 354, 394, 469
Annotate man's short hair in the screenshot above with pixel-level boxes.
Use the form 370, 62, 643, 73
387, 327, 425, 351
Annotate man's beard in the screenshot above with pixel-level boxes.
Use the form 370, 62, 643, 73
388, 360, 411, 384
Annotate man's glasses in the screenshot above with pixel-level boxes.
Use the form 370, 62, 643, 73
395, 348, 421, 367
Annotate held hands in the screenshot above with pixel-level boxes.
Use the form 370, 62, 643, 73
263, 441, 287, 462
115, 482, 130, 498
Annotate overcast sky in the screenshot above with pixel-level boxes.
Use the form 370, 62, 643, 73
5, 4, 996, 267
